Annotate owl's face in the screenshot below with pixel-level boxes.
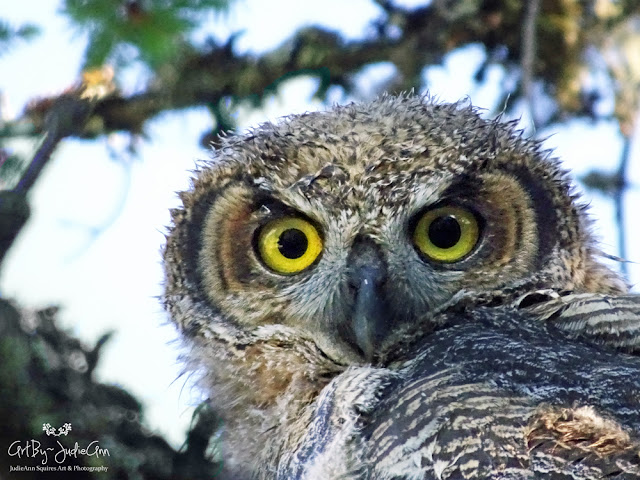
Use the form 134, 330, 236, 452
164, 96, 624, 369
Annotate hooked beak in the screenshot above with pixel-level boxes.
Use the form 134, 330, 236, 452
346, 239, 391, 362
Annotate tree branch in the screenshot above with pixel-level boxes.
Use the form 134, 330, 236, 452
7, 3, 551, 139
14, 94, 94, 194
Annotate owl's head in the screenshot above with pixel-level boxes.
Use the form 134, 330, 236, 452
165, 95, 624, 369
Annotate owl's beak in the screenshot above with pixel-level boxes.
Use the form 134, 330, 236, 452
347, 239, 390, 362
351, 271, 390, 362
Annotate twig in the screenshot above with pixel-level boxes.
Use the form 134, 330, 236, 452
521, 0, 541, 129
613, 133, 632, 277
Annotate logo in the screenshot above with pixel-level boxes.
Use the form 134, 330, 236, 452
7, 422, 110, 474
42, 423, 72, 437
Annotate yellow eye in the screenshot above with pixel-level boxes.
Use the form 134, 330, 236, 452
413, 206, 479, 263
257, 217, 323, 274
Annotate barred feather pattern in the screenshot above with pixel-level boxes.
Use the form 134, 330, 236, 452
275, 305, 640, 479
526, 293, 640, 353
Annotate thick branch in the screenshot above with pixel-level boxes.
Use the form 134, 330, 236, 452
13, 4, 533, 138
14, 96, 92, 193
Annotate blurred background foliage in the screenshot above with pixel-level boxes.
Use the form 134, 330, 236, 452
3, 0, 640, 185
64, 0, 232, 69
0, 0, 639, 478
0, 19, 39, 56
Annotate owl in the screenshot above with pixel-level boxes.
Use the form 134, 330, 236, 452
163, 95, 640, 479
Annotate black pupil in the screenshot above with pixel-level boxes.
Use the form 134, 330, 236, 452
428, 215, 461, 249
278, 229, 308, 259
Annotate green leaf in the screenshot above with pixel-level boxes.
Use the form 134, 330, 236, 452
61, 0, 233, 70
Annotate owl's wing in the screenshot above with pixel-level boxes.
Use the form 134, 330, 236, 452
522, 293, 640, 353
365, 377, 640, 480
281, 306, 640, 479
368, 307, 640, 479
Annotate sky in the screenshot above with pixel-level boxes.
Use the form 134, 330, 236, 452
1, 0, 639, 447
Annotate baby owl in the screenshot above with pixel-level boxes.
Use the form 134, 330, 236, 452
163, 95, 640, 479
